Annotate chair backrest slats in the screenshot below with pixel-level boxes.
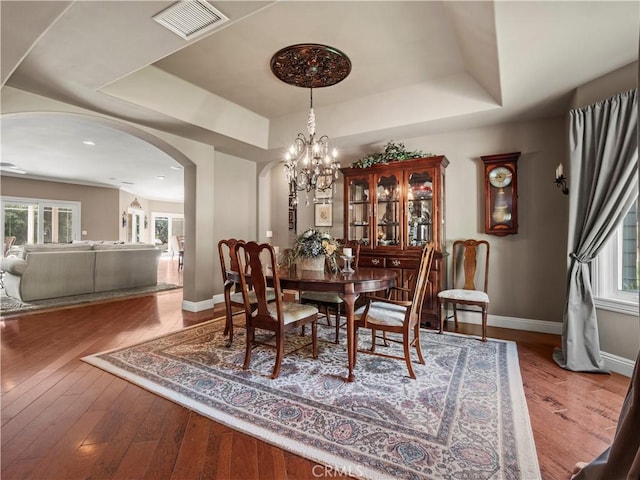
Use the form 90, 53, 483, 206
452, 239, 490, 293
409, 242, 436, 324
236, 241, 283, 324
217, 238, 241, 283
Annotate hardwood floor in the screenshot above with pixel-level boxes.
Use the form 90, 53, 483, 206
1, 257, 630, 479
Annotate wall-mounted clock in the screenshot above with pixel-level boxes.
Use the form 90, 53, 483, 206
481, 152, 520, 236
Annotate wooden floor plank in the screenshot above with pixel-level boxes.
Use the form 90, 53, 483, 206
171, 413, 212, 480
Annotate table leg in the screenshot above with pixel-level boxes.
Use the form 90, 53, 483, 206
341, 284, 357, 382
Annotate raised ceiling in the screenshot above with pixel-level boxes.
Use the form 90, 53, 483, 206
1, 1, 638, 202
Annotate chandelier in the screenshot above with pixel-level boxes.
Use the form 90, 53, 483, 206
270, 44, 351, 203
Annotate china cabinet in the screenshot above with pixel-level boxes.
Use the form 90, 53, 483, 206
340, 155, 448, 325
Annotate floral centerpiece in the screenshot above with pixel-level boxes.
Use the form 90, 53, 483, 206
285, 228, 339, 272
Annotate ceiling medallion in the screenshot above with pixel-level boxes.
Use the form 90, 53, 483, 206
270, 43, 352, 89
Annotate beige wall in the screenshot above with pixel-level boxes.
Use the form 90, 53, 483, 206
212, 152, 257, 295
408, 118, 569, 322
1, 176, 120, 241
572, 62, 637, 109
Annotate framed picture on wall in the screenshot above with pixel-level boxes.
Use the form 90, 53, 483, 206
314, 203, 332, 227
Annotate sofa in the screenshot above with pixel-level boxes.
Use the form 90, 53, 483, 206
1, 242, 162, 302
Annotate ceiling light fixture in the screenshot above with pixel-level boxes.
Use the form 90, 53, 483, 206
82, 140, 95, 146
270, 44, 351, 206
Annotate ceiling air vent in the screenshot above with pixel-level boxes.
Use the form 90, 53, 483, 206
153, 1, 229, 40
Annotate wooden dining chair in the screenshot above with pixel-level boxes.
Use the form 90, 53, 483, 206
299, 240, 361, 343
217, 238, 275, 347
235, 241, 319, 379
437, 239, 490, 341
353, 242, 435, 379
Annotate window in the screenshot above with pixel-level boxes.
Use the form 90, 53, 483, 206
593, 197, 639, 314
151, 212, 184, 251
2, 197, 81, 245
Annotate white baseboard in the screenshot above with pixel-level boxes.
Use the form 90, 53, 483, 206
448, 310, 563, 335
212, 293, 225, 305
182, 297, 215, 312
601, 351, 636, 377
448, 310, 634, 377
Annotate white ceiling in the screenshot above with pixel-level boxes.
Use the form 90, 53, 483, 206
1, 1, 638, 202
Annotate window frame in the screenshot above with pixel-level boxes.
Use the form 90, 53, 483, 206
592, 199, 639, 316
1, 196, 81, 245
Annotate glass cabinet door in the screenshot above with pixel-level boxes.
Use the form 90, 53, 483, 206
347, 176, 371, 246
407, 170, 433, 247
376, 174, 400, 247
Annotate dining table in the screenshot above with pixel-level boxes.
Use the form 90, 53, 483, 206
276, 265, 397, 382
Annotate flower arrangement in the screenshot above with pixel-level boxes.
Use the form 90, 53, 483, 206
285, 228, 339, 272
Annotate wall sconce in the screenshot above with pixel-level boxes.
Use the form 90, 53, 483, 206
554, 163, 569, 195
144, 215, 148, 229
122, 211, 127, 228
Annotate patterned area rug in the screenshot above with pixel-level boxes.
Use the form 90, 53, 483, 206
0, 283, 181, 316
83, 319, 540, 480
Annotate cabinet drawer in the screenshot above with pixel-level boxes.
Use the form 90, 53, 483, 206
386, 257, 419, 269
360, 256, 385, 267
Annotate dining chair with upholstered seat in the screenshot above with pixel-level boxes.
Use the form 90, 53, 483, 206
437, 239, 490, 341
217, 238, 275, 347
353, 242, 435, 379
299, 240, 361, 343
236, 241, 319, 379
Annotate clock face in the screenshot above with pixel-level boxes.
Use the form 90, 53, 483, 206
488, 166, 513, 188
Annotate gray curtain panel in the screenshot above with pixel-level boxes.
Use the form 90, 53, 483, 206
553, 89, 638, 372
